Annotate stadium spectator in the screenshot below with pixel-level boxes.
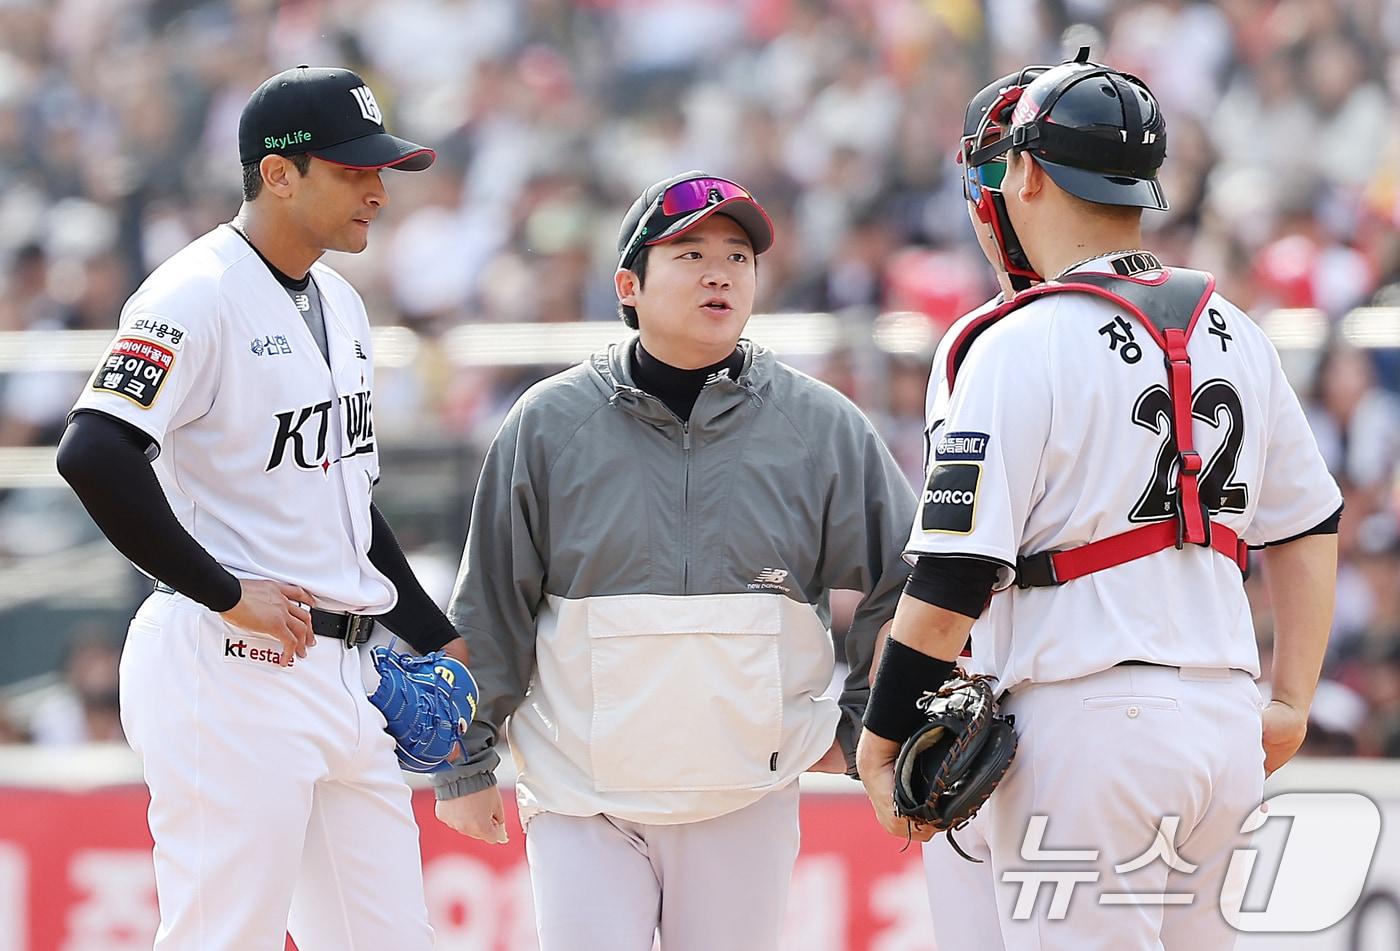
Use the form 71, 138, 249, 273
0, 0, 1395, 759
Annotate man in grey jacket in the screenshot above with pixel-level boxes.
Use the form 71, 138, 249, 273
432, 170, 915, 951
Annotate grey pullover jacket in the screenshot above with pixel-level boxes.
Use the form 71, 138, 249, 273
433, 339, 915, 825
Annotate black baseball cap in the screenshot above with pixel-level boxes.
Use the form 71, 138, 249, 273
239, 66, 435, 172
617, 170, 774, 271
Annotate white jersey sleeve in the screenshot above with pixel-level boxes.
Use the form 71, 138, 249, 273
921, 298, 1002, 473
905, 302, 1055, 588
1244, 339, 1344, 546
71, 291, 220, 452
923, 328, 956, 441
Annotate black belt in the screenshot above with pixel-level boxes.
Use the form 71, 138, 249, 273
153, 582, 374, 647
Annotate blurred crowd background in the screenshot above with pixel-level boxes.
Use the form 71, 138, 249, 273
0, 0, 1398, 759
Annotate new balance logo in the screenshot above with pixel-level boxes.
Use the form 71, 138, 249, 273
353, 340, 367, 360
747, 568, 790, 592
350, 85, 382, 124
293, 294, 311, 312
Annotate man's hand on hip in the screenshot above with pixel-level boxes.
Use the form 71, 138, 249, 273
220, 579, 315, 666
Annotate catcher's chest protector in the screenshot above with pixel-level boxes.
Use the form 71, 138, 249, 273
944, 267, 1250, 589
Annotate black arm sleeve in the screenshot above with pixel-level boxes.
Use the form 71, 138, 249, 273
367, 503, 458, 654
1261, 503, 1344, 548
904, 554, 999, 619
56, 410, 242, 612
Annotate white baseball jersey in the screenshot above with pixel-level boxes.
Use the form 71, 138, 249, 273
70, 224, 395, 614
906, 254, 1342, 693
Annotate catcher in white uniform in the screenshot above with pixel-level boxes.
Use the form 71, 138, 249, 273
857, 52, 1342, 951
57, 67, 476, 950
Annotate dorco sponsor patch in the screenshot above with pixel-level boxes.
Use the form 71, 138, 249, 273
222, 635, 294, 670
936, 431, 990, 461
921, 462, 980, 535
92, 337, 175, 408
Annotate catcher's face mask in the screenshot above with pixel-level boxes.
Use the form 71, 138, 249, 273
960, 65, 1050, 292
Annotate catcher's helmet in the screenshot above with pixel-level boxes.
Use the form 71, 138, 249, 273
970, 48, 1169, 211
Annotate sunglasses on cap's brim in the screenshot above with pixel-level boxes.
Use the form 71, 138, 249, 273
660, 177, 753, 216
621, 177, 755, 267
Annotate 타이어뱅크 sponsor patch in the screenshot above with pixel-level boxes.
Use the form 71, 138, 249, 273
921, 462, 981, 534
91, 337, 175, 408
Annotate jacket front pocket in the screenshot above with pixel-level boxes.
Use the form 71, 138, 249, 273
587, 594, 784, 793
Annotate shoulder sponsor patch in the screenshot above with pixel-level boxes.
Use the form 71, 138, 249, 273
126, 316, 188, 351
935, 431, 989, 461
921, 462, 980, 534
92, 337, 175, 408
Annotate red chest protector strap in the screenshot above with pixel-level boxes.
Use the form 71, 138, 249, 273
944, 267, 1249, 589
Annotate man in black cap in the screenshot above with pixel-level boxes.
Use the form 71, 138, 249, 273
56, 66, 467, 949
427, 171, 915, 950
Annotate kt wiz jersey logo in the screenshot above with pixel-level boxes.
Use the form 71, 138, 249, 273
266, 390, 376, 472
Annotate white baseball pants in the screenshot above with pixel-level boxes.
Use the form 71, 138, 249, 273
922, 663, 1264, 951
119, 590, 434, 951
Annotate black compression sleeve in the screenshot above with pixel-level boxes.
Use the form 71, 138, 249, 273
56, 411, 242, 612
367, 503, 458, 653
1262, 503, 1344, 548
904, 555, 999, 619
864, 640, 957, 742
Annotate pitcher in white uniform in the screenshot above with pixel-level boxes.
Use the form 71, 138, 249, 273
57, 66, 470, 950
857, 53, 1342, 951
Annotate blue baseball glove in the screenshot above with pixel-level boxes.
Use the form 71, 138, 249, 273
368, 645, 479, 773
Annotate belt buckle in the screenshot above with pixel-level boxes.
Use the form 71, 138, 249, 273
343, 614, 372, 649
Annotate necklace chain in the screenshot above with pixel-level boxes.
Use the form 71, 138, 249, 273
1053, 248, 1153, 280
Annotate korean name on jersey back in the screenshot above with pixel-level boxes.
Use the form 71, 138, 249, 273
266, 390, 375, 472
